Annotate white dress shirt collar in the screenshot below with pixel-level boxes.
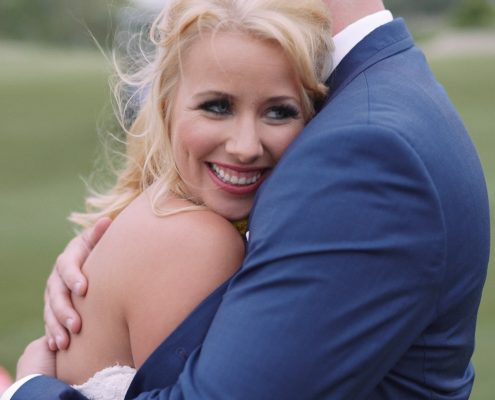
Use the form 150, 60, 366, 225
328, 10, 393, 76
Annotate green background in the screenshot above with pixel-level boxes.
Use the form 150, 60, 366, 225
0, 39, 494, 398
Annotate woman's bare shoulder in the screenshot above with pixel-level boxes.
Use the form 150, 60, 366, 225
97, 191, 245, 366
107, 191, 245, 274
82, 190, 245, 318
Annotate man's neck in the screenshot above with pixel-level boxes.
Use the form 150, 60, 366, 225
330, 10, 393, 73
324, 0, 386, 35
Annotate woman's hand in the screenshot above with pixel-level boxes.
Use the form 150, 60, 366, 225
44, 217, 112, 350
0, 366, 13, 395
16, 337, 56, 380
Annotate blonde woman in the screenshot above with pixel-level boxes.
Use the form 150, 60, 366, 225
13, 1, 332, 399
12, 0, 488, 398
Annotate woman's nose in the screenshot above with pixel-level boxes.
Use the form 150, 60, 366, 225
225, 118, 264, 164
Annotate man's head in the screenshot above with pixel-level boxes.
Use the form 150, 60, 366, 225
323, 0, 386, 34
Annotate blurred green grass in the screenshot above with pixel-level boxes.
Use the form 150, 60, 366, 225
0, 41, 109, 372
430, 54, 495, 400
0, 42, 493, 398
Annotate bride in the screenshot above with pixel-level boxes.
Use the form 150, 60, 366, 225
16, 0, 333, 398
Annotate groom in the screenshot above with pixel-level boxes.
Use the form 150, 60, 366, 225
5, 0, 490, 398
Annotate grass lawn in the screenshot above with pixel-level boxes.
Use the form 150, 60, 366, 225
429, 55, 495, 400
0, 41, 110, 371
0, 42, 493, 398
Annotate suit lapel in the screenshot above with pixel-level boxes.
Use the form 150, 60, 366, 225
325, 19, 415, 103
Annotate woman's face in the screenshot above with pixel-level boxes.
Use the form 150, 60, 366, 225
170, 31, 305, 221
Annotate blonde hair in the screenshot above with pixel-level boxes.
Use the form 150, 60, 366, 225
70, 0, 333, 228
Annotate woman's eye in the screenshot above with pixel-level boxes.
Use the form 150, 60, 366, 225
199, 99, 232, 115
265, 105, 301, 121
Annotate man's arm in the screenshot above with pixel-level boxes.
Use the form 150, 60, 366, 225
1, 338, 66, 400
127, 127, 443, 399
1, 376, 41, 400
4, 376, 87, 400
121, 127, 442, 400
28, 128, 443, 399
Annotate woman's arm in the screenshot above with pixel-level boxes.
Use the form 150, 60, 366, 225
16, 337, 55, 381
44, 218, 112, 351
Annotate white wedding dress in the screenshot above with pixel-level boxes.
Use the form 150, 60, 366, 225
72, 365, 137, 400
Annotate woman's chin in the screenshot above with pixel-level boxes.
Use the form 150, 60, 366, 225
224, 212, 250, 223
206, 198, 252, 223
222, 206, 251, 223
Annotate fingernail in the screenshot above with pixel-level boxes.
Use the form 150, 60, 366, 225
55, 335, 64, 348
66, 318, 75, 332
48, 338, 55, 350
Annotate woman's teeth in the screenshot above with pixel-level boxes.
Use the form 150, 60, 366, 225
210, 163, 262, 186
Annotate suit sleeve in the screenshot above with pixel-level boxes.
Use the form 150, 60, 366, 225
9, 375, 88, 399
133, 125, 445, 399
13, 126, 446, 399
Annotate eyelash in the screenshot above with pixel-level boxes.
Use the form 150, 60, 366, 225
265, 104, 301, 120
197, 99, 301, 121
198, 98, 232, 116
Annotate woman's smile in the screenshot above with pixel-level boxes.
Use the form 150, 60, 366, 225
206, 162, 267, 195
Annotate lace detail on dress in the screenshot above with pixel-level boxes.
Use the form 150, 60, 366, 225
72, 365, 136, 400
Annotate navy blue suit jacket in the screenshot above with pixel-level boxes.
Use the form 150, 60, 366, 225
13, 19, 490, 399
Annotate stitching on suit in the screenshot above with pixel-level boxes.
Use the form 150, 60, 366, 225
388, 130, 447, 321
363, 73, 371, 125
359, 118, 445, 399
362, 96, 448, 325
421, 333, 434, 399
355, 92, 447, 395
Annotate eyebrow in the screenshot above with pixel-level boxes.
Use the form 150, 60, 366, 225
193, 91, 299, 104
192, 91, 232, 100
265, 95, 300, 103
